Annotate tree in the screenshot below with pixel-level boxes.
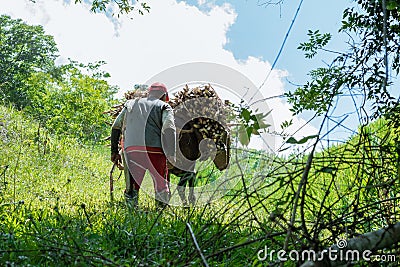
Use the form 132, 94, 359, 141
25, 60, 118, 142
0, 16, 117, 142
0, 15, 58, 109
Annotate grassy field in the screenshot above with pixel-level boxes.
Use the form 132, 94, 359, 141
0, 105, 275, 266
1, 105, 399, 266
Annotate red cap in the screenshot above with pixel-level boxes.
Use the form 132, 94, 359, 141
149, 82, 169, 101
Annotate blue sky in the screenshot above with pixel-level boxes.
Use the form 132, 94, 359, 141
183, 0, 351, 87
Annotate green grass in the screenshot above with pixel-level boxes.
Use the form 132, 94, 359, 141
0, 105, 274, 266
1, 105, 399, 266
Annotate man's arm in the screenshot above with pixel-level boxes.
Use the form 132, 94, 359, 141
161, 105, 176, 163
110, 108, 126, 164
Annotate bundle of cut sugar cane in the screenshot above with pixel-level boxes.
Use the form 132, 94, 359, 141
169, 84, 220, 108
170, 84, 229, 150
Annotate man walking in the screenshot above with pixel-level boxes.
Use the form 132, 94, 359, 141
110, 82, 176, 208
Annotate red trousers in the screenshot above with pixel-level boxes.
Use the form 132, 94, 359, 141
124, 146, 169, 193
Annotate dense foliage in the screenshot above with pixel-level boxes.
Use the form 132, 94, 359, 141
25, 60, 118, 142
0, 15, 118, 143
0, 15, 58, 109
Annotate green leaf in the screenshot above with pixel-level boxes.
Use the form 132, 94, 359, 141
286, 135, 318, 144
286, 137, 298, 144
240, 108, 251, 123
297, 135, 319, 144
254, 111, 271, 129
280, 119, 293, 129
252, 127, 260, 135
238, 124, 250, 146
246, 126, 253, 138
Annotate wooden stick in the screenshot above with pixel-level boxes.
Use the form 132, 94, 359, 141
180, 129, 194, 134
109, 163, 116, 202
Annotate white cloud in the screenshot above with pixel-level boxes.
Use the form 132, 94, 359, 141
0, 0, 317, 151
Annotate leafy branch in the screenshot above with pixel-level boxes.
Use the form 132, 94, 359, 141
298, 30, 332, 59
230, 101, 271, 146
74, 0, 150, 17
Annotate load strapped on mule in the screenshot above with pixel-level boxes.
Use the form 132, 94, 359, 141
105, 84, 231, 206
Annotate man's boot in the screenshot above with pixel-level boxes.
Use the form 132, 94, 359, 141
155, 191, 171, 210
124, 190, 139, 209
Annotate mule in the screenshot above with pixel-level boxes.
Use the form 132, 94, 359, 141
167, 117, 230, 206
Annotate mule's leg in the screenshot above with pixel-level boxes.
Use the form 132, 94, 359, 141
188, 172, 196, 205
177, 173, 189, 206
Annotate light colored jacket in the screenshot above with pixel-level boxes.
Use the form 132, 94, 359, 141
112, 96, 176, 157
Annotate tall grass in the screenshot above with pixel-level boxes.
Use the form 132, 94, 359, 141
0, 105, 273, 266
1, 105, 399, 266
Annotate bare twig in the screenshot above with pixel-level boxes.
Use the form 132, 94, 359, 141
186, 222, 209, 267
0, 165, 8, 191
81, 203, 92, 229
